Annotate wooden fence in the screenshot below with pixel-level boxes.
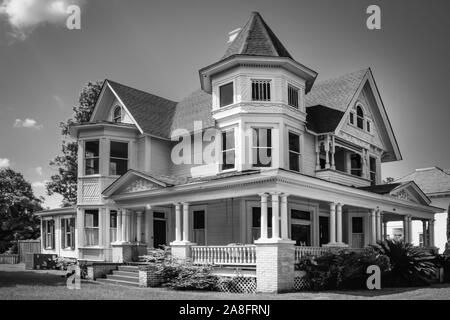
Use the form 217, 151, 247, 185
0, 254, 19, 264
18, 240, 41, 262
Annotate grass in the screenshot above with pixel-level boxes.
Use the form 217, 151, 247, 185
1, 264, 450, 300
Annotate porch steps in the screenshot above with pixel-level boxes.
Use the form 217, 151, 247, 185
96, 265, 140, 288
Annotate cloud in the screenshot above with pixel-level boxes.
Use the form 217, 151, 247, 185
0, 0, 82, 40
13, 118, 43, 129
0, 158, 10, 168
35, 166, 43, 176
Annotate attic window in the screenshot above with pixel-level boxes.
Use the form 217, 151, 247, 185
252, 80, 271, 101
219, 82, 234, 107
288, 84, 299, 108
349, 112, 355, 125
113, 106, 122, 123
356, 106, 364, 129
366, 120, 371, 133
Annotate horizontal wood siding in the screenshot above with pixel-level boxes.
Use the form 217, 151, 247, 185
206, 199, 242, 245
302, 133, 316, 175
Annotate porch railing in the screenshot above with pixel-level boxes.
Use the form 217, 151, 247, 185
191, 245, 256, 266
294, 246, 330, 263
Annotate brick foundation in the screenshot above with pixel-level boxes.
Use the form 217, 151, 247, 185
138, 265, 163, 287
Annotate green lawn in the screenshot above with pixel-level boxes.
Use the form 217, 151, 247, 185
1, 264, 450, 300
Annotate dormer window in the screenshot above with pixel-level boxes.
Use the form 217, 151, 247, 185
288, 84, 299, 108
252, 80, 271, 101
113, 106, 122, 123
356, 106, 364, 129
219, 82, 234, 107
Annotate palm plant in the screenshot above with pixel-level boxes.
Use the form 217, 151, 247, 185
371, 239, 437, 287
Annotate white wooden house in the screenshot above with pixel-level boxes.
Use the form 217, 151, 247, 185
36, 12, 442, 292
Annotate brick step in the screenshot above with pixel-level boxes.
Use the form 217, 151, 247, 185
107, 274, 139, 283
117, 265, 139, 273
113, 270, 139, 277
97, 278, 141, 288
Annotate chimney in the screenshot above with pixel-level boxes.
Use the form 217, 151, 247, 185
227, 28, 241, 43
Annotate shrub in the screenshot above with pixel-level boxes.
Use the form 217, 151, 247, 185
371, 239, 437, 287
54, 257, 87, 279
296, 249, 390, 290
162, 263, 219, 291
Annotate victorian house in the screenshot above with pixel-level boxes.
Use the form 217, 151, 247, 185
36, 12, 441, 292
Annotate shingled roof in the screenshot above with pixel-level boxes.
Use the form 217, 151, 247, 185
222, 12, 293, 60
306, 105, 345, 133
396, 167, 450, 195
306, 69, 368, 112
107, 80, 177, 138
358, 183, 403, 194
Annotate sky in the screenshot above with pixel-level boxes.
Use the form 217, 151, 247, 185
0, 0, 449, 209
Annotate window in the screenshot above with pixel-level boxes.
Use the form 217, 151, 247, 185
252, 128, 272, 167
84, 210, 99, 246
356, 106, 364, 129
350, 153, 362, 177
221, 130, 235, 170
85, 140, 99, 175
193, 210, 206, 245
252, 79, 271, 101
110, 141, 128, 176
349, 112, 355, 125
219, 82, 234, 107
291, 209, 311, 246
251, 207, 272, 241
369, 157, 377, 185
288, 132, 301, 172
352, 217, 363, 233
110, 210, 117, 243
366, 120, 371, 133
113, 106, 122, 123
43, 220, 55, 249
61, 218, 75, 249
288, 84, 299, 108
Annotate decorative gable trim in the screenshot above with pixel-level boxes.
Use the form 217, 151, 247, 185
102, 170, 170, 197
390, 181, 431, 206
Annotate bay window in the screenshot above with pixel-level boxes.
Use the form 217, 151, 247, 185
219, 82, 234, 107
85, 140, 99, 175
288, 84, 299, 108
252, 79, 271, 101
252, 128, 272, 167
110, 141, 128, 176
84, 209, 99, 246
288, 132, 301, 172
61, 218, 75, 250
221, 129, 235, 170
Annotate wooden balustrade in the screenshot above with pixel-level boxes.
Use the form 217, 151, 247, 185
191, 245, 256, 266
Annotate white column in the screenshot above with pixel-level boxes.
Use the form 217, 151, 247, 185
325, 136, 330, 169
76, 207, 84, 248
408, 216, 413, 244
336, 203, 343, 243
330, 136, 336, 170
175, 203, 182, 242
280, 194, 289, 240
422, 220, 427, 247
271, 193, 280, 240
116, 210, 122, 242
259, 193, 269, 240
383, 221, 387, 240
137, 211, 143, 243
329, 203, 336, 243
429, 218, 435, 247
315, 136, 321, 170
105, 208, 111, 246
182, 202, 189, 243
376, 210, 382, 241
370, 209, 377, 244
122, 210, 128, 242
403, 215, 409, 243
99, 208, 105, 247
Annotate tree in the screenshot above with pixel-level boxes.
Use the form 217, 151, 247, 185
46, 81, 103, 207
383, 177, 395, 184
0, 168, 43, 253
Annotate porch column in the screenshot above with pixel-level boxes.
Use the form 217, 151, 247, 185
429, 218, 435, 247
271, 193, 281, 240
329, 203, 336, 243
182, 202, 190, 242
376, 210, 382, 241
330, 136, 336, 170
122, 210, 128, 242
408, 216, 413, 244
403, 215, 409, 243
116, 210, 122, 242
383, 221, 388, 240
370, 209, 377, 244
280, 194, 289, 240
336, 203, 343, 243
325, 136, 331, 169
259, 193, 269, 240
422, 220, 428, 247
136, 211, 143, 243
315, 136, 321, 170
174, 203, 182, 242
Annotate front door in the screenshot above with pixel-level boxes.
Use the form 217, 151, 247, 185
319, 216, 329, 246
153, 212, 167, 248
290, 209, 312, 246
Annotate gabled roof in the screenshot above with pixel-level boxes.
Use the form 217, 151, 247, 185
358, 183, 402, 195
359, 181, 431, 205
106, 80, 178, 138
222, 12, 293, 60
305, 69, 368, 112
396, 167, 450, 196
306, 105, 345, 133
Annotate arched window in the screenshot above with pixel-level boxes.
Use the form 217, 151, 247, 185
113, 106, 122, 123
356, 105, 364, 129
